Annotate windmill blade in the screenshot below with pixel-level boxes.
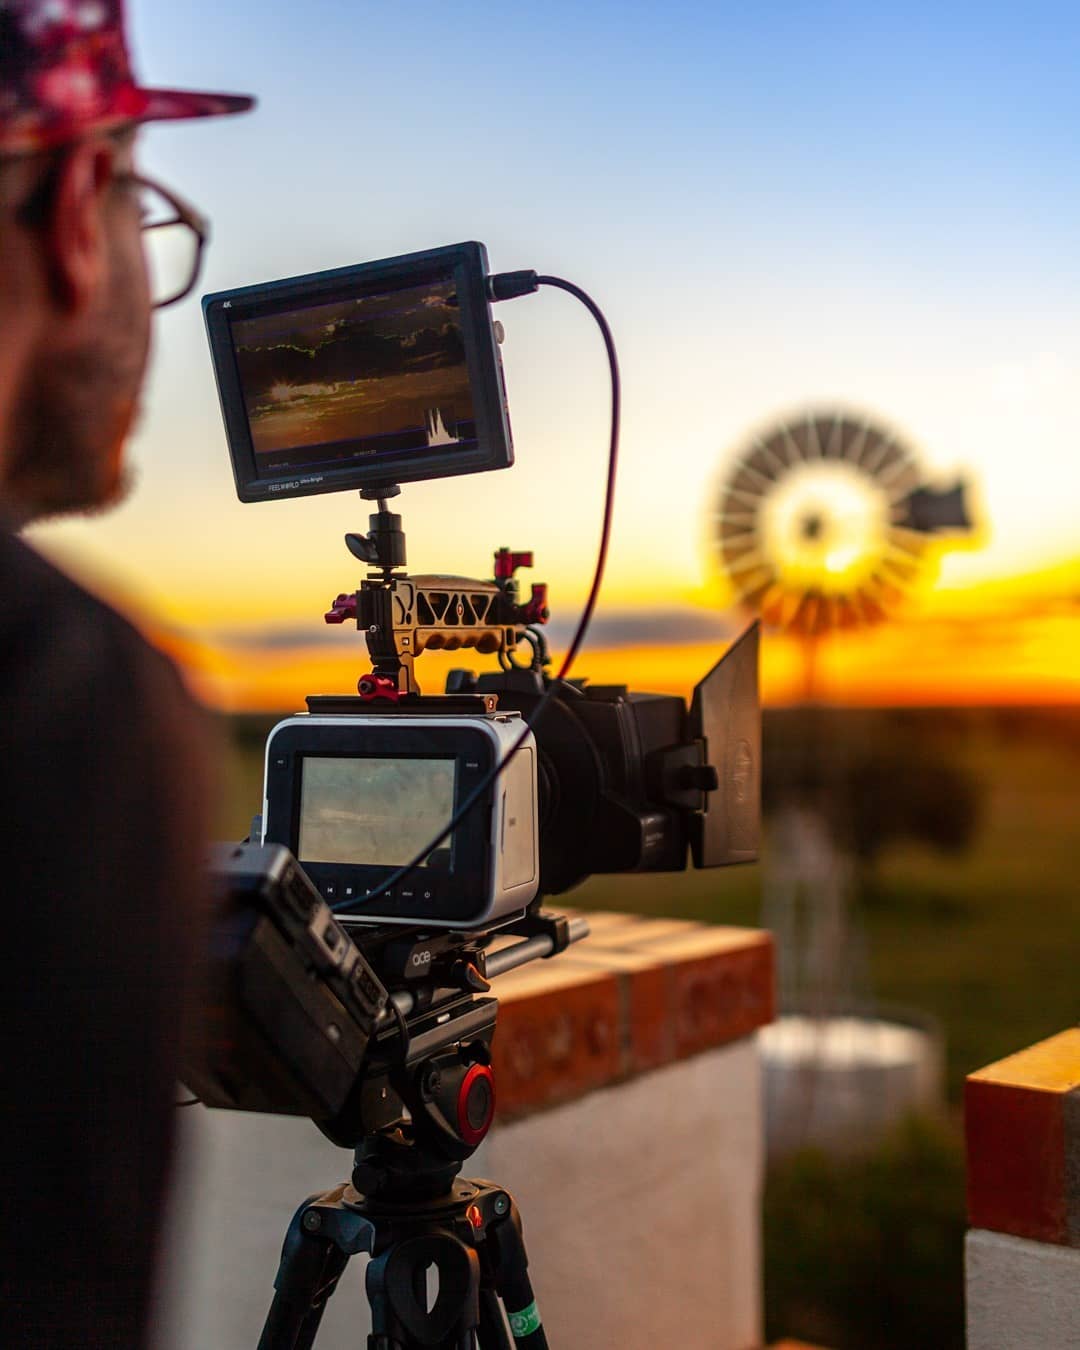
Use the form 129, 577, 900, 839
821, 415, 846, 459
733, 459, 777, 492
778, 422, 807, 466
744, 446, 786, 484
804, 415, 826, 460
842, 420, 874, 468
723, 544, 770, 572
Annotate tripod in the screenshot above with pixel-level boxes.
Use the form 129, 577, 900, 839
255, 915, 581, 1349
257, 1133, 545, 1350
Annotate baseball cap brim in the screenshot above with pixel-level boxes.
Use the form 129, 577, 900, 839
138, 87, 256, 124
0, 86, 254, 157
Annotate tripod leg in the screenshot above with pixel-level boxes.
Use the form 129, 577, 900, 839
257, 1240, 348, 1350
477, 1289, 514, 1350
257, 1198, 351, 1350
487, 1199, 548, 1350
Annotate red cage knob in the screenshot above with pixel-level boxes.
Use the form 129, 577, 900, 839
494, 548, 534, 580
325, 593, 357, 624
523, 583, 549, 625
357, 674, 399, 702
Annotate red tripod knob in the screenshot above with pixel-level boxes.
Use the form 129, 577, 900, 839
456, 1063, 496, 1146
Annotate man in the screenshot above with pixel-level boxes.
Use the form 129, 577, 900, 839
0, 3, 252, 1344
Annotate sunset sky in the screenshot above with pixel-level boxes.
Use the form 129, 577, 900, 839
28, 0, 1080, 710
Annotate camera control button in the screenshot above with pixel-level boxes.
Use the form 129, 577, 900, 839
399, 885, 416, 904
322, 879, 339, 900
342, 881, 360, 902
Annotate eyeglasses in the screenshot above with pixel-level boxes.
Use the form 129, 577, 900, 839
114, 171, 209, 310
14, 156, 209, 311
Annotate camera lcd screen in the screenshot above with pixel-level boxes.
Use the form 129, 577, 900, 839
204, 242, 513, 501
297, 756, 456, 869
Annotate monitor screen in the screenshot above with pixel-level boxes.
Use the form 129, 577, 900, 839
204, 242, 513, 501
297, 756, 456, 869
232, 278, 477, 477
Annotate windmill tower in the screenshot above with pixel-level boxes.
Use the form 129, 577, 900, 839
713, 409, 974, 1153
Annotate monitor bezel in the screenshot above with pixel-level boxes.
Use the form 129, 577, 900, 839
203, 241, 513, 503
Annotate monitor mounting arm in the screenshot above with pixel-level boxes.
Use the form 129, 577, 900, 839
325, 487, 550, 700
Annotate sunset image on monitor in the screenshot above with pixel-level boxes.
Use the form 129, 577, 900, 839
230, 279, 477, 471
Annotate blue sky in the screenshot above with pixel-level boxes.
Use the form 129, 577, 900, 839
31, 1, 1080, 690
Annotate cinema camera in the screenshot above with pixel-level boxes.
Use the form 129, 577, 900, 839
187, 242, 760, 1350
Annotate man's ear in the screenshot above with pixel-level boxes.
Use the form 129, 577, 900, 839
43, 139, 117, 314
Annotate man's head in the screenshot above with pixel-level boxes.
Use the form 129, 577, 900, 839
0, 0, 252, 524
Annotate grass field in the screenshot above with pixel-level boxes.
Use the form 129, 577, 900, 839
581, 708, 1080, 1099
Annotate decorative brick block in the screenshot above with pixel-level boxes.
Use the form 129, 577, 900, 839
643, 928, 774, 1061
491, 913, 774, 1118
965, 1027, 1080, 1247
492, 964, 622, 1118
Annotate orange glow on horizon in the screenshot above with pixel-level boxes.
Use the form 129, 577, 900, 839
33, 528, 1080, 713
152, 608, 1080, 714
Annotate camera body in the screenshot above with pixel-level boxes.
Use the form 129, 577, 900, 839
262, 710, 539, 929
464, 657, 758, 897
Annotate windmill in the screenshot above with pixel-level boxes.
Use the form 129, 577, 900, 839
715, 410, 971, 639
713, 409, 975, 1155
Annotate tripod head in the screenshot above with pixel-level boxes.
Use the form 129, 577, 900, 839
325, 911, 579, 1203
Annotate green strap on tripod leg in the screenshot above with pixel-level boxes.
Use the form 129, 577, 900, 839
507, 1299, 542, 1338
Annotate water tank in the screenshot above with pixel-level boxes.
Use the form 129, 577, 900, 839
760, 1010, 944, 1157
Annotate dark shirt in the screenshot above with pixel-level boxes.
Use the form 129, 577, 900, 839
0, 526, 209, 1348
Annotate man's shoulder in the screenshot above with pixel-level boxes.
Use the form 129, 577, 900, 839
0, 528, 190, 713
